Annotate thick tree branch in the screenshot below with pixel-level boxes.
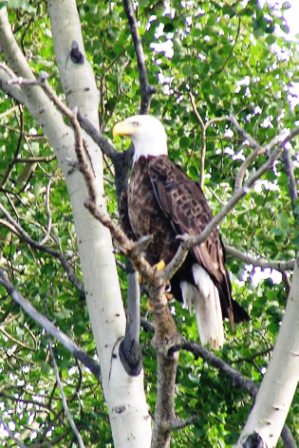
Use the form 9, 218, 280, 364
123, 0, 155, 114
0, 270, 101, 379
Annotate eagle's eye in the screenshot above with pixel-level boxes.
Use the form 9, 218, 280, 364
131, 121, 140, 127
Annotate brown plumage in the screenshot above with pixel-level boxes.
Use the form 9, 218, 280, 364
113, 115, 249, 348
128, 155, 248, 320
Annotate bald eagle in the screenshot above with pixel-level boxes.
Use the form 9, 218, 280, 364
113, 115, 248, 349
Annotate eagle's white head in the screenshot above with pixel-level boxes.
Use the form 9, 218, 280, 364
112, 115, 168, 163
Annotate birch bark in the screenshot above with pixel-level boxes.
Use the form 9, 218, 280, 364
0, 3, 151, 446
237, 254, 299, 447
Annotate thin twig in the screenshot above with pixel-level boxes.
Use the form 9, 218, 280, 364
189, 92, 206, 189
282, 146, 298, 217
0, 416, 28, 448
39, 175, 54, 245
228, 115, 261, 151
0, 203, 84, 295
48, 343, 86, 448
15, 156, 55, 163
224, 244, 295, 272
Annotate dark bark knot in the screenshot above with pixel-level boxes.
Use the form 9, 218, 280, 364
113, 405, 126, 414
70, 40, 84, 64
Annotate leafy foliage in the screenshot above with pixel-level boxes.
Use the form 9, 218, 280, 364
0, 0, 298, 446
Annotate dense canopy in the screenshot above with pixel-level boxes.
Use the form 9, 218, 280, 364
0, 1, 298, 447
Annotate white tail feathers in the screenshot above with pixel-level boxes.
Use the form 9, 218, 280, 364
180, 264, 224, 350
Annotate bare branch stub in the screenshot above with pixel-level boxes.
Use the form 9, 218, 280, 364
123, 0, 155, 114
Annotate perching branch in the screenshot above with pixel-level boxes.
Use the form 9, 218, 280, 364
151, 352, 180, 447
0, 269, 101, 379
123, 0, 155, 114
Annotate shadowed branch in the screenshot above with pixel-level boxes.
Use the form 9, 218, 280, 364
0, 270, 101, 379
123, 0, 155, 114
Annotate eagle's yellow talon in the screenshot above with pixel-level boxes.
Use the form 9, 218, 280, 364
153, 260, 166, 273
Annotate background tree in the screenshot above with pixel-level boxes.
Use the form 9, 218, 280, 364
0, 1, 298, 447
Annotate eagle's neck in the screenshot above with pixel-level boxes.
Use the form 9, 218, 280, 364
132, 136, 168, 164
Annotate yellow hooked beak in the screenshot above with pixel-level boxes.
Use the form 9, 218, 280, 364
112, 119, 136, 138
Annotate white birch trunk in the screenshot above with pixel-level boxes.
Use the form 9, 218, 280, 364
0, 4, 152, 446
237, 254, 299, 447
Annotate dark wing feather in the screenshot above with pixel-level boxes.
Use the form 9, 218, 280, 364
147, 156, 226, 284
147, 156, 250, 323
